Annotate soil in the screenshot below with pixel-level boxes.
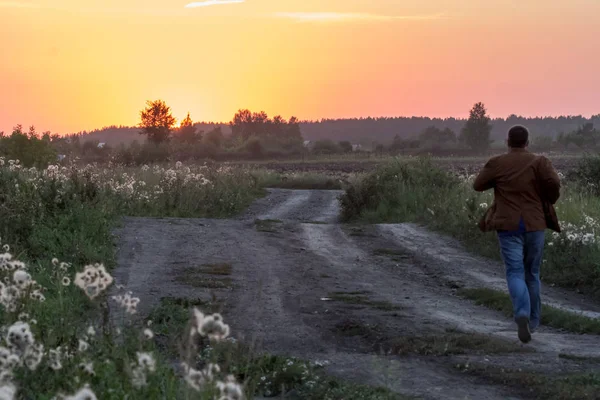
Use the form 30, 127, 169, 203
112, 189, 600, 400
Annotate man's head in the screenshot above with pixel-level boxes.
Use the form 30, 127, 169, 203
507, 125, 529, 148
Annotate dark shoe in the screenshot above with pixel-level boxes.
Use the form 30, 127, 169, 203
516, 316, 532, 343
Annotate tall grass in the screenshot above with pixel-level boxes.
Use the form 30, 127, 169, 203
0, 159, 399, 399
340, 157, 600, 295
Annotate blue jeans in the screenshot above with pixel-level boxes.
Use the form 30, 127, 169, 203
497, 231, 545, 330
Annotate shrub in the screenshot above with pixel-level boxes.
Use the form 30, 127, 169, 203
570, 154, 600, 195
341, 157, 600, 295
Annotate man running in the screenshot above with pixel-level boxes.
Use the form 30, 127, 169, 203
473, 125, 561, 343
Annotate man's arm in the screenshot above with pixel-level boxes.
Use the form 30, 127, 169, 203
537, 156, 561, 204
473, 159, 496, 192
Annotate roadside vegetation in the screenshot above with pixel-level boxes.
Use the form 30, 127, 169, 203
0, 150, 402, 398
340, 155, 600, 297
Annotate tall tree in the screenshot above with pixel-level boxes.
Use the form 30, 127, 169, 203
287, 116, 302, 139
461, 102, 492, 151
177, 112, 199, 143
139, 100, 177, 144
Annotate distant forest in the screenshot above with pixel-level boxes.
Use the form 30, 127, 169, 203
74, 115, 600, 147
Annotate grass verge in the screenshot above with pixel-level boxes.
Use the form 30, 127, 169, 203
380, 331, 530, 356
339, 157, 600, 295
254, 170, 345, 190
459, 288, 600, 334
329, 291, 401, 311
149, 297, 409, 399
456, 363, 600, 400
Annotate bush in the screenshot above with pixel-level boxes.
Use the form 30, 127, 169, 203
570, 154, 600, 195
340, 158, 600, 296
340, 158, 461, 222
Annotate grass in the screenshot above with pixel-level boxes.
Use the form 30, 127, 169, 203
199, 263, 233, 275
558, 353, 600, 362
254, 218, 282, 232
333, 319, 380, 338
0, 159, 412, 398
329, 291, 401, 311
149, 297, 408, 400
339, 157, 600, 295
175, 267, 233, 289
0, 162, 269, 398
455, 363, 600, 400
459, 288, 600, 334
254, 170, 346, 190
380, 331, 529, 356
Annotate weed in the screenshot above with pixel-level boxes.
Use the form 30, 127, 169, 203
199, 263, 233, 276
255, 219, 282, 233
459, 288, 600, 334
329, 291, 401, 311
455, 363, 600, 400
380, 332, 529, 356
340, 158, 600, 295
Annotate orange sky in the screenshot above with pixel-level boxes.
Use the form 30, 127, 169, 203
1, 0, 599, 134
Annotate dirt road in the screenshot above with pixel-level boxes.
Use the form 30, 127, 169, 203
113, 189, 600, 399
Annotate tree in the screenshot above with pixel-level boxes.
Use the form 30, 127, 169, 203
204, 126, 224, 148
287, 116, 302, 139
0, 125, 57, 168
177, 112, 199, 143
419, 126, 456, 145
313, 140, 340, 155
460, 102, 493, 152
139, 100, 177, 144
338, 141, 353, 153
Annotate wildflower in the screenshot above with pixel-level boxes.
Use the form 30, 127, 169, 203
136, 352, 156, 372
87, 326, 96, 337
192, 309, 230, 341
216, 375, 245, 400
182, 363, 220, 392
48, 347, 63, 371
2, 245, 9, 253
6, 322, 34, 351
143, 329, 154, 340
111, 292, 140, 314
479, 203, 488, 209
79, 361, 95, 376
62, 277, 71, 286
0, 382, 16, 400
23, 343, 44, 371
12, 270, 31, 288
175, 161, 183, 169
17, 313, 29, 322
63, 385, 98, 400
78, 340, 90, 352
52, 258, 59, 266
74, 264, 113, 299
131, 352, 156, 389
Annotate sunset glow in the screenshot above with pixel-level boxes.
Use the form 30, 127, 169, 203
0, 0, 599, 134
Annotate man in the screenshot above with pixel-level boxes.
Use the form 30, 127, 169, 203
473, 125, 561, 343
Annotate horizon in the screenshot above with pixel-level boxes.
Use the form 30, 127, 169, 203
1, 0, 599, 134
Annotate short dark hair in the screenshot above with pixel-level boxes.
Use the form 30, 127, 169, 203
508, 125, 529, 148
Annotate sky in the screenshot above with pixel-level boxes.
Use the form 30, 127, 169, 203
0, 0, 599, 134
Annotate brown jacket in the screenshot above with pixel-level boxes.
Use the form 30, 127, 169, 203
473, 148, 561, 232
